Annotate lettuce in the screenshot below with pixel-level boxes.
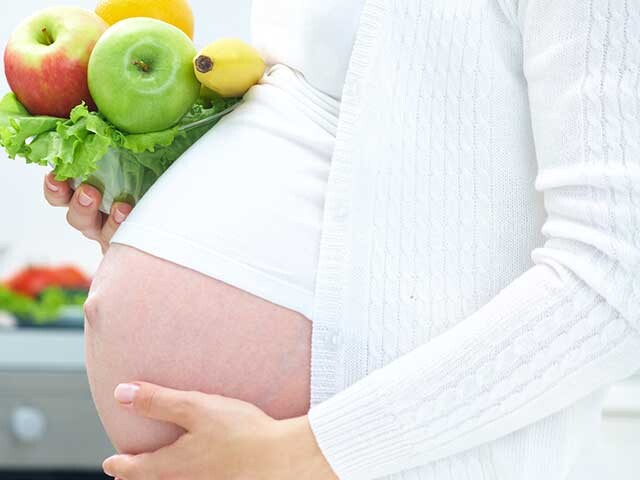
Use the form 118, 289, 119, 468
0, 285, 87, 325
0, 93, 61, 161
0, 92, 239, 210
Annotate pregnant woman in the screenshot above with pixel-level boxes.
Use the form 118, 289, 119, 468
44, 0, 640, 479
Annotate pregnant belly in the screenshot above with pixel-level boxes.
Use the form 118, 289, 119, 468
84, 244, 311, 455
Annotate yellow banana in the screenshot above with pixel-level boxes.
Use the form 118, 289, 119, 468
194, 39, 266, 97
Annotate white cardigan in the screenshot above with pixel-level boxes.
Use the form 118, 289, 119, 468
306, 1, 640, 479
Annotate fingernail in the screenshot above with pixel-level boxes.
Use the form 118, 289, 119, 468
114, 383, 140, 404
78, 190, 93, 207
102, 456, 116, 476
113, 207, 129, 224
45, 177, 59, 192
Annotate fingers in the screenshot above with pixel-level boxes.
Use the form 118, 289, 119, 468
103, 439, 186, 480
66, 184, 105, 240
114, 382, 204, 430
43, 172, 72, 207
101, 202, 132, 245
103, 453, 158, 480
45, 172, 133, 254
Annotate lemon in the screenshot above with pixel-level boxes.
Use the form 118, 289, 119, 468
96, 0, 194, 39
194, 39, 266, 98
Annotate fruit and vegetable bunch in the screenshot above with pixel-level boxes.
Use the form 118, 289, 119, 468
0, 0, 266, 213
0, 265, 91, 325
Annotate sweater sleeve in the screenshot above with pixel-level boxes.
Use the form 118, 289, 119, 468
307, 1, 640, 478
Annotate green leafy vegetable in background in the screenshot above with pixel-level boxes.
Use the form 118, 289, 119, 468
0, 285, 87, 325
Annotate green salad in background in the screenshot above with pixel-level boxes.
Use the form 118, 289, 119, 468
0, 285, 87, 325
0, 265, 92, 326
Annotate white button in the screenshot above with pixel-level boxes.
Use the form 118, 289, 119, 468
336, 206, 349, 220
326, 331, 342, 350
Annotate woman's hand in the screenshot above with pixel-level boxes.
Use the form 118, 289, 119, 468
43, 172, 132, 253
102, 382, 338, 480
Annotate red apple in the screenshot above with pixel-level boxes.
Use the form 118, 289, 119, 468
4, 7, 108, 118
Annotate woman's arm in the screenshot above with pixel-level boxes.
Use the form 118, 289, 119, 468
307, 0, 640, 478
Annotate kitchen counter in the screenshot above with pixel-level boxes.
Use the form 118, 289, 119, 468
0, 328, 85, 371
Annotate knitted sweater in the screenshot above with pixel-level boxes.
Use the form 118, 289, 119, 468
306, 1, 640, 479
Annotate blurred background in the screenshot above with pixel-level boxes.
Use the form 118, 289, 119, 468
0, 1, 638, 479
0, 0, 250, 478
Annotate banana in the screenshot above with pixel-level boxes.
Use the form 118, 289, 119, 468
194, 39, 266, 98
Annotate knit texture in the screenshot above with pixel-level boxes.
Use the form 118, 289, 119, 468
308, 0, 640, 479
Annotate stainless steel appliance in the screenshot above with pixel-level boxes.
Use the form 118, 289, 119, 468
0, 328, 114, 476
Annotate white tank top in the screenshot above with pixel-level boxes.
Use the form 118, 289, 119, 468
112, 2, 365, 318
251, 0, 365, 99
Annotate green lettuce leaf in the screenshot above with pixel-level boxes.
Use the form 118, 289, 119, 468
0, 93, 61, 161
0, 92, 240, 183
0, 285, 87, 325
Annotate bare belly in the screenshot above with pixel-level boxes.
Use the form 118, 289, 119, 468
84, 244, 312, 455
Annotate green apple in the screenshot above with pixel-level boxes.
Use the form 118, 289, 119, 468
88, 17, 200, 133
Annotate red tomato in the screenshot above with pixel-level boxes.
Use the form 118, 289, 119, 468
5, 267, 56, 297
4, 266, 91, 297
49, 266, 92, 290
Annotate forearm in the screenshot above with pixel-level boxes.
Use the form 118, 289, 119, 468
308, 264, 640, 478
279, 416, 339, 480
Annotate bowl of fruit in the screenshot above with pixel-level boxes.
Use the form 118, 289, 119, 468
0, 1, 266, 213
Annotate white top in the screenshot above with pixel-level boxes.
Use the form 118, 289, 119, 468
112, 65, 339, 319
251, 0, 365, 98
305, 0, 640, 479
111, 1, 365, 319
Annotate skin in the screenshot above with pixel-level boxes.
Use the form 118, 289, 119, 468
102, 382, 337, 480
43, 174, 336, 478
43, 172, 130, 253
85, 242, 312, 454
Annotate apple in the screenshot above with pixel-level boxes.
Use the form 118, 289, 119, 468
88, 18, 200, 133
4, 7, 108, 118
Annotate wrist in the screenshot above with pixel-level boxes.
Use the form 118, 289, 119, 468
277, 415, 338, 480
